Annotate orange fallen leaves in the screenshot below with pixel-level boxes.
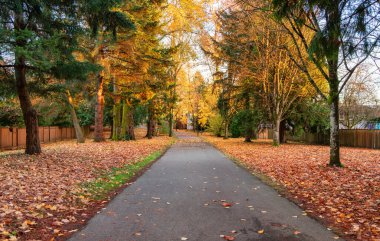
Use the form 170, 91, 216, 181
220, 234, 235, 240
204, 135, 380, 241
0, 134, 172, 240
222, 202, 232, 208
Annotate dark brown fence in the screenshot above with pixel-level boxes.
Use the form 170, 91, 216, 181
339, 129, 380, 149
285, 132, 330, 145
0, 126, 76, 151
257, 129, 380, 149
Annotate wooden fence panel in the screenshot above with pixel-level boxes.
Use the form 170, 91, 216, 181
17, 128, 26, 146
61, 128, 68, 139
283, 129, 380, 149
50, 127, 58, 142
257, 129, 273, 139
258, 129, 268, 139
0, 128, 14, 149
42, 127, 49, 142
65, 128, 70, 139
0, 126, 76, 151
38, 127, 44, 144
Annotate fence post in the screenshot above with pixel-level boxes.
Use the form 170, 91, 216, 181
16, 128, 18, 149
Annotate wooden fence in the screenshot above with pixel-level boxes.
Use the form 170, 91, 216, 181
271, 129, 380, 149
339, 129, 380, 149
258, 129, 273, 139
0, 126, 76, 151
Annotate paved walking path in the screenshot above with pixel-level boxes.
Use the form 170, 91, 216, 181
70, 132, 339, 241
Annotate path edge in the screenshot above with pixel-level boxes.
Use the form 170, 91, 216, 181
200, 136, 345, 240
63, 138, 176, 241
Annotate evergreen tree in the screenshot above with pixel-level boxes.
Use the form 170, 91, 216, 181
0, 1, 95, 154
79, 0, 135, 142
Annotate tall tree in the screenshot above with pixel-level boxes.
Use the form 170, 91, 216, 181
80, 0, 135, 142
66, 90, 85, 143
163, 0, 207, 136
270, 0, 380, 166
0, 1, 93, 154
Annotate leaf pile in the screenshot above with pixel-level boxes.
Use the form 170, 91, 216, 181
0, 134, 172, 240
204, 135, 380, 241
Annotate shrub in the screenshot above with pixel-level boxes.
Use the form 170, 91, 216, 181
207, 114, 223, 137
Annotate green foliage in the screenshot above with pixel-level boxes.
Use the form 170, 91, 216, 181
230, 116, 241, 138
159, 121, 170, 135
289, 100, 330, 135
52, 62, 101, 81
134, 104, 148, 126
0, 1, 97, 80
81, 0, 135, 38
230, 109, 263, 138
207, 114, 223, 137
35, 101, 71, 127
0, 69, 15, 99
77, 100, 95, 126
0, 100, 24, 127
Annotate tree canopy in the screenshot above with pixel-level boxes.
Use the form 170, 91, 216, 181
0, 0, 379, 166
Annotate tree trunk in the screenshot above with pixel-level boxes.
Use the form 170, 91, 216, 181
192, 112, 196, 132
168, 108, 173, 137
146, 111, 153, 139
94, 74, 105, 142
273, 117, 281, 146
128, 109, 136, 140
329, 87, 341, 167
67, 90, 85, 143
223, 121, 229, 139
109, 122, 113, 139
112, 98, 121, 140
121, 100, 128, 139
326, 1, 342, 167
244, 127, 254, 142
244, 133, 252, 142
244, 122, 253, 142
279, 120, 286, 144
244, 95, 252, 142
153, 120, 158, 136
16, 63, 41, 154
146, 119, 152, 139
14, 8, 41, 154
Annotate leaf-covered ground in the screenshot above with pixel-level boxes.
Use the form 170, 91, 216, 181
0, 130, 172, 241
204, 134, 380, 241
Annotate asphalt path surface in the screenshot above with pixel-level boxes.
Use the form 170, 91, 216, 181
70, 132, 339, 241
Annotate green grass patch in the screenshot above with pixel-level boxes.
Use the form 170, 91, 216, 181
81, 151, 162, 200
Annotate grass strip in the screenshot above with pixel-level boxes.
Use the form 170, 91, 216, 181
81, 151, 162, 200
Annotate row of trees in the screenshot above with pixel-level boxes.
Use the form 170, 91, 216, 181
1, 0, 379, 167
0, 0, 209, 154
201, 0, 380, 166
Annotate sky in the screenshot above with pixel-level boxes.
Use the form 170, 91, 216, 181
189, 0, 380, 101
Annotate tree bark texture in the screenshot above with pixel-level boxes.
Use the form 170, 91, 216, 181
326, 1, 342, 167
94, 74, 105, 142
273, 118, 281, 146
279, 120, 286, 144
14, 6, 41, 154
67, 90, 85, 143
112, 98, 121, 140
